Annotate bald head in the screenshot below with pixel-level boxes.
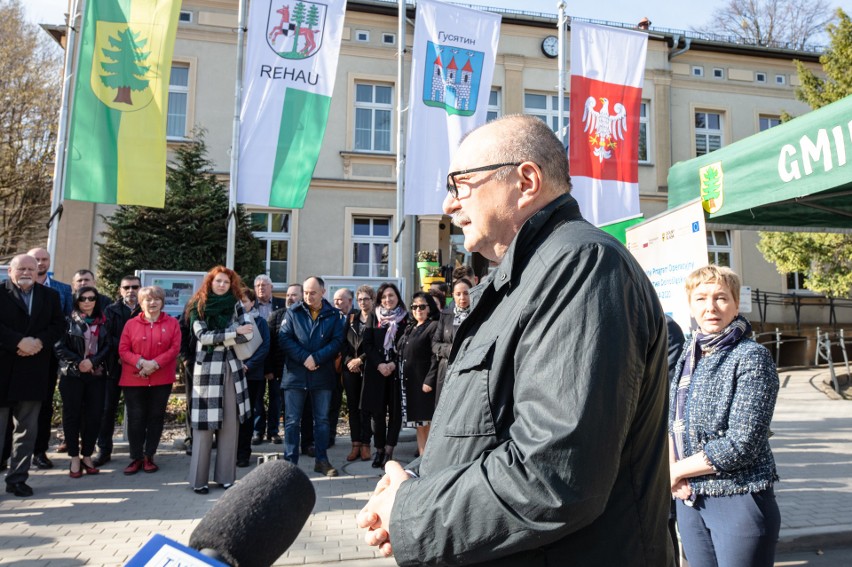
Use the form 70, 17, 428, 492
460, 115, 572, 197
27, 247, 51, 281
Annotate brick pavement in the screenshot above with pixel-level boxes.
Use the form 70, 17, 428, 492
1, 368, 850, 565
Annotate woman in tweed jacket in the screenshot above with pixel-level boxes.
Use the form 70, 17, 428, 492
185, 266, 254, 494
669, 265, 780, 567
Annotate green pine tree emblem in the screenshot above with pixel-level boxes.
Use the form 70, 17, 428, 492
289, 2, 307, 56
699, 162, 724, 213
100, 27, 150, 105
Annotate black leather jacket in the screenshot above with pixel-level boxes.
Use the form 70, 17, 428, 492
389, 194, 673, 566
54, 314, 111, 377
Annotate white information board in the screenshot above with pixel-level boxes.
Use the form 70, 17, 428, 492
626, 200, 708, 333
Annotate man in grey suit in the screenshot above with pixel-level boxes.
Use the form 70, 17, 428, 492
0, 255, 64, 497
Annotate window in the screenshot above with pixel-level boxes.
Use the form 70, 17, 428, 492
756, 72, 767, 83
691, 66, 704, 77
487, 89, 501, 122
382, 33, 396, 45
355, 30, 369, 42
759, 115, 782, 131
707, 230, 732, 267
352, 217, 391, 277
167, 63, 189, 139
524, 92, 569, 134
786, 272, 810, 293
639, 101, 651, 163
694, 111, 723, 156
250, 212, 291, 284
354, 83, 393, 152
775, 74, 786, 85
713, 68, 724, 79
179, 11, 192, 23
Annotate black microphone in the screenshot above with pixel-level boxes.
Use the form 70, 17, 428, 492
188, 459, 316, 567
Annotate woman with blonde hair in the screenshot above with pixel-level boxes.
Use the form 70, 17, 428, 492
118, 286, 181, 475
185, 266, 254, 494
670, 265, 780, 566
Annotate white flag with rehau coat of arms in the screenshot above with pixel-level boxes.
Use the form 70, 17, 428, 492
404, 0, 501, 215
238, 0, 347, 209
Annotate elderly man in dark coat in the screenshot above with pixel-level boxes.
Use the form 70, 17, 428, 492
358, 115, 673, 566
0, 254, 64, 497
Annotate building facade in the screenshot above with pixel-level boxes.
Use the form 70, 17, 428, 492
51, 0, 843, 329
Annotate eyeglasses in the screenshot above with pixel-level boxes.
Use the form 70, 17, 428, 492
446, 162, 523, 200
121, 284, 140, 290
357, 297, 373, 302
410, 304, 429, 311
79, 296, 97, 302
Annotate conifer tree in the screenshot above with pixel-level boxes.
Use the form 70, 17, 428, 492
96, 130, 263, 294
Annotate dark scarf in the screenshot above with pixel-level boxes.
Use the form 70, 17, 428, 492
672, 315, 751, 464
189, 292, 236, 331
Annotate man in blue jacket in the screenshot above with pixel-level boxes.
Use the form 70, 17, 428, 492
279, 276, 344, 477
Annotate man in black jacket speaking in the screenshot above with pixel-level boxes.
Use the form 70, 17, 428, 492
358, 115, 673, 566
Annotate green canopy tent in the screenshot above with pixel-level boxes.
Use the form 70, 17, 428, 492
667, 94, 852, 231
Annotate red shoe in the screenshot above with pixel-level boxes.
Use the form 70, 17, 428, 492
143, 456, 159, 473
81, 459, 100, 475
124, 459, 143, 475
69, 462, 83, 479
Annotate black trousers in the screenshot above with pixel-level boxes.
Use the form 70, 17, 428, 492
343, 370, 371, 444
123, 384, 172, 460
96, 379, 123, 455
58, 374, 106, 458
237, 380, 265, 461
34, 358, 59, 455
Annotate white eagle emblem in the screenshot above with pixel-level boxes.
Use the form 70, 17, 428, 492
582, 96, 627, 163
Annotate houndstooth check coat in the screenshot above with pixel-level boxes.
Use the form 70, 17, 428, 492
190, 301, 253, 430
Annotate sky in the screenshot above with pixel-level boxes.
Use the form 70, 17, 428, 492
25, 0, 852, 33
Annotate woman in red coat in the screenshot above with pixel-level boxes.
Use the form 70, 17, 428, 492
118, 286, 181, 475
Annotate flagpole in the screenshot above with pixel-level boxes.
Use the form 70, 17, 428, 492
226, 0, 248, 270
556, 1, 567, 146
47, 0, 83, 262
395, 0, 406, 280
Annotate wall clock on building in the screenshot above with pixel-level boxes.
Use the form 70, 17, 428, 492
541, 35, 559, 58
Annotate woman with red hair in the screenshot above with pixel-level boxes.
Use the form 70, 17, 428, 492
185, 266, 254, 494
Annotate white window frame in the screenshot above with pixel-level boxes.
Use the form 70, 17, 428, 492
344, 208, 395, 278
639, 100, 652, 164
692, 66, 704, 77
707, 230, 733, 269
351, 79, 394, 153
523, 91, 569, 134
179, 11, 192, 23
167, 60, 196, 141
382, 33, 396, 45
775, 74, 786, 85
487, 88, 502, 123
756, 72, 767, 83
355, 30, 370, 42
694, 110, 724, 157
759, 115, 782, 131
250, 210, 298, 286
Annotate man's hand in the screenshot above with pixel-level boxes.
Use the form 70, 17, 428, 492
78, 359, 94, 373
304, 355, 318, 371
17, 337, 42, 356
377, 362, 394, 377
264, 372, 274, 381
356, 460, 409, 557
346, 358, 362, 372
422, 384, 433, 393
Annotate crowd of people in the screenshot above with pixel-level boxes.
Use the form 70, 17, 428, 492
0, 246, 482, 498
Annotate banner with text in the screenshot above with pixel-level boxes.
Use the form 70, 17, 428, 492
625, 200, 707, 333
569, 21, 647, 226
404, 0, 501, 215
238, 0, 347, 208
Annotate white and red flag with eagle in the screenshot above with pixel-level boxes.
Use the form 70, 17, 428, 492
569, 21, 647, 226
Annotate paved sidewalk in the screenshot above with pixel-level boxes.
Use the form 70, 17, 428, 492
1, 368, 850, 565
